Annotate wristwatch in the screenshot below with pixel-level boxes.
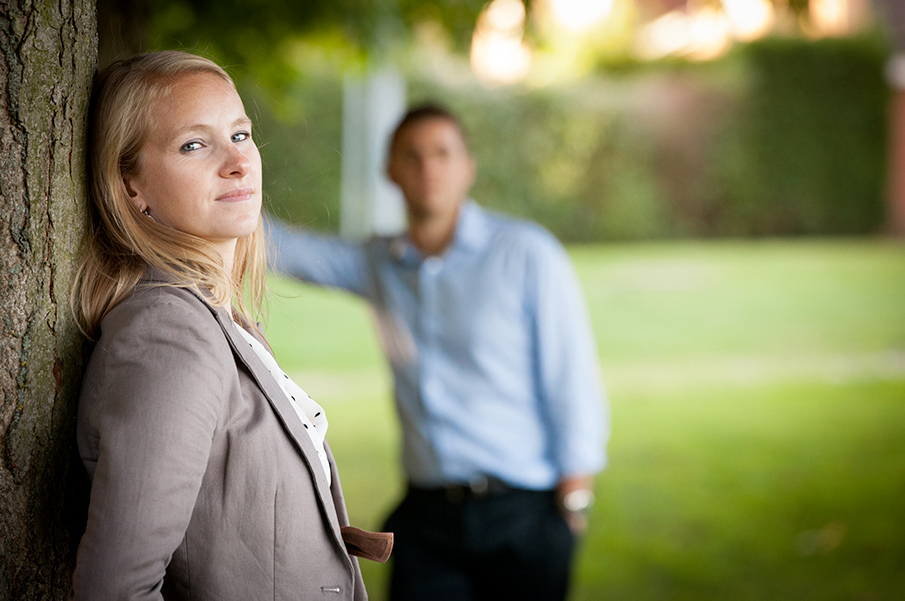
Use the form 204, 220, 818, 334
561, 489, 595, 513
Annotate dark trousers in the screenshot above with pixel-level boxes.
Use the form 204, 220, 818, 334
383, 485, 576, 601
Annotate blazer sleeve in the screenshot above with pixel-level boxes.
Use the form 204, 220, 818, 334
71, 291, 231, 600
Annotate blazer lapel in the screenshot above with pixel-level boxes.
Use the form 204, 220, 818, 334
185, 290, 347, 554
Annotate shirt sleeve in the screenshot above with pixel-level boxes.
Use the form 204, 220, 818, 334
265, 215, 370, 297
71, 295, 230, 600
528, 233, 610, 478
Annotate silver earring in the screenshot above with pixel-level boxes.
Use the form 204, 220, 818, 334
142, 208, 151, 217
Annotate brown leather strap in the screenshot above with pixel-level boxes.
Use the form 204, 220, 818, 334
340, 526, 394, 563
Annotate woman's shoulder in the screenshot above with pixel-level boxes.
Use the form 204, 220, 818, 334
83, 282, 236, 415
100, 282, 225, 349
79, 281, 235, 452
109, 281, 210, 317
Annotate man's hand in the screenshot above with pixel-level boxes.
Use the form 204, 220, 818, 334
555, 474, 596, 536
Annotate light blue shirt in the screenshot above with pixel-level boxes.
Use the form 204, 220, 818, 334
268, 202, 608, 490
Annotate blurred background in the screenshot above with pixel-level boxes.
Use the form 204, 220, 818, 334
100, 0, 902, 242
100, 1, 905, 599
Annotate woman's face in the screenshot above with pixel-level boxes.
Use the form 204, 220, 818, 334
125, 72, 262, 259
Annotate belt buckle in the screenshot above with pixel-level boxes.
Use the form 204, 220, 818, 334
443, 476, 490, 503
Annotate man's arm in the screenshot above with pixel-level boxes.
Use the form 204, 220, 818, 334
265, 215, 370, 296
529, 233, 610, 534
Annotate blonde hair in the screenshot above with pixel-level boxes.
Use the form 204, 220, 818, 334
72, 50, 267, 338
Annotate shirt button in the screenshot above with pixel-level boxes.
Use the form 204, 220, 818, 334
423, 257, 443, 275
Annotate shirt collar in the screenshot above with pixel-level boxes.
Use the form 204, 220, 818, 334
389, 200, 489, 265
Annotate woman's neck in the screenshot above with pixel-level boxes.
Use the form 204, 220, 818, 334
215, 239, 237, 275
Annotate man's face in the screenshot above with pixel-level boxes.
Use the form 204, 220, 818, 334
387, 117, 476, 222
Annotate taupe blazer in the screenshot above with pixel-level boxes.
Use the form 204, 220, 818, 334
71, 270, 385, 600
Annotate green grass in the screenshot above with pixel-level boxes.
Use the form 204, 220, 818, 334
263, 238, 905, 601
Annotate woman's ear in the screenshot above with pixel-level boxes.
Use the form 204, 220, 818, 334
122, 174, 146, 212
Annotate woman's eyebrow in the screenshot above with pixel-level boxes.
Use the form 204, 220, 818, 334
170, 116, 252, 138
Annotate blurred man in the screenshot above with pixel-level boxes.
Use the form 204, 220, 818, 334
268, 104, 608, 601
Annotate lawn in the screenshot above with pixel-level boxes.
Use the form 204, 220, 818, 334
264, 238, 905, 601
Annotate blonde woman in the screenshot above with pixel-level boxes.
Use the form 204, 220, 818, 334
69, 51, 390, 600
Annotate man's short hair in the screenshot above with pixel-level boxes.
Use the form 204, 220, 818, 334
389, 103, 470, 154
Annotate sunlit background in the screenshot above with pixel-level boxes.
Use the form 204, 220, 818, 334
468, 0, 870, 84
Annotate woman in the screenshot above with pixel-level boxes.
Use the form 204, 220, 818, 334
69, 51, 390, 600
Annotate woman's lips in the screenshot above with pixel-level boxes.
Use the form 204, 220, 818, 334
216, 188, 255, 202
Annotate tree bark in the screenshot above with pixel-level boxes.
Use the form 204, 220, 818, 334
0, 0, 95, 597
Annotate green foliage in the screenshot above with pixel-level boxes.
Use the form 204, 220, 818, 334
714, 35, 891, 235
414, 34, 890, 240
252, 34, 891, 241
144, 0, 488, 90
264, 240, 905, 601
251, 70, 346, 230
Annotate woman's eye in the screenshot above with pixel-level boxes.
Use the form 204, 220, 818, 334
180, 140, 203, 152
232, 131, 251, 143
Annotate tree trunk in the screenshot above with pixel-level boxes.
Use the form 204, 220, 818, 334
0, 0, 96, 597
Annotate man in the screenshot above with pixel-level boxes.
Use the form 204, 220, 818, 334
268, 104, 608, 601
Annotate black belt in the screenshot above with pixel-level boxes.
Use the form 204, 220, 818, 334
408, 475, 515, 504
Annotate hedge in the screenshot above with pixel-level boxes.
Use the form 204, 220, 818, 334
257, 34, 891, 241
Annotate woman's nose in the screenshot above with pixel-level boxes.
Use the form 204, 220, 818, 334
221, 144, 251, 178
